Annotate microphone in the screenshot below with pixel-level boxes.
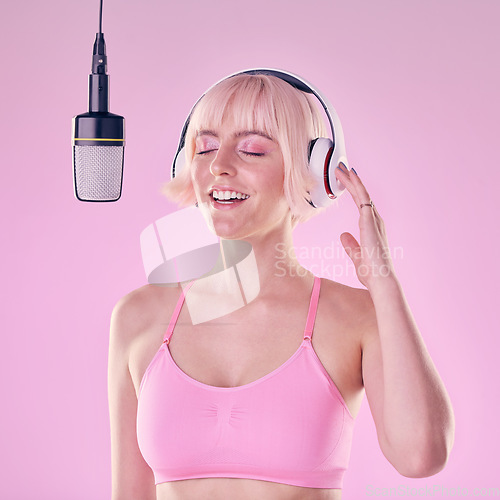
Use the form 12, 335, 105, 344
72, 5, 125, 202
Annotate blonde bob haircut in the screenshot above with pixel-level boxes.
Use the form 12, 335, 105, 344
162, 73, 330, 225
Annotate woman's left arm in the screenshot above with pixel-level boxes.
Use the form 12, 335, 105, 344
335, 164, 455, 478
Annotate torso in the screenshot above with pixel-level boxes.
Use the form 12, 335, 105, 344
127, 274, 370, 499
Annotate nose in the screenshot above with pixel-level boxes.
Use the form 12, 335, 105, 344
209, 144, 236, 177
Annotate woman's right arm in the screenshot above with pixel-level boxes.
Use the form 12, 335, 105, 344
108, 294, 157, 500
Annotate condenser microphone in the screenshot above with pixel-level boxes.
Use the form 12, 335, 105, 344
72, 1, 125, 202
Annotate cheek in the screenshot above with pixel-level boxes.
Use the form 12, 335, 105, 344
273, 168, 289, 207
190, 162, 206, 193
270, 164, 286, 194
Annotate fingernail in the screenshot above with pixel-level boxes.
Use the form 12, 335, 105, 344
337, 164, 347, 172
351, 168, 358, 176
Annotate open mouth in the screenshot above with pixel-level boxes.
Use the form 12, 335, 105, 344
210, 190, 250, 205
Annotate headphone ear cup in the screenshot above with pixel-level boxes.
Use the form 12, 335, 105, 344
172, 146, 186, 180
308, 137, 334, 208
308, 137, 350, 208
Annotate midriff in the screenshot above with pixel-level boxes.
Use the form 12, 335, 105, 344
156, 477, 342, 500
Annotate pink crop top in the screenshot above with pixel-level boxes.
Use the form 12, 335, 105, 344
136, 277, 355, 489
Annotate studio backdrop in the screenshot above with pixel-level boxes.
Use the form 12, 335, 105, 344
0, 0, 498, 498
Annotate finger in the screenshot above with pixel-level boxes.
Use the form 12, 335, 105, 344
345, 169, 374, 211
340, 232, 361, 263
334, 165, 363, 207
338, 166, 379, 219
336, 166, 375, 216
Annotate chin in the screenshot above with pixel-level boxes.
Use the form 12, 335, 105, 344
211, 224, 248, 241
197, 202, 242, 238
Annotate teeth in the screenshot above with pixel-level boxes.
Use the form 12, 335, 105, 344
212, 190, 249, 201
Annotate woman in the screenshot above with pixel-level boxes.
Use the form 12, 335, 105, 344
108, 72, 454, 500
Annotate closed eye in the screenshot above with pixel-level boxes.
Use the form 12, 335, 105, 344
196, 150, 265, 156
196, 149, 217, 155
240, 151, 265, 157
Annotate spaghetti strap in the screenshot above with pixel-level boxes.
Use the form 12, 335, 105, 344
303, 276, 321, 340
163, 281, 196, 345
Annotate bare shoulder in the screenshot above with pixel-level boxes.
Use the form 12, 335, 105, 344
320, 278, 376, 323
318, 277, 379, 354
110, 283, 182, 348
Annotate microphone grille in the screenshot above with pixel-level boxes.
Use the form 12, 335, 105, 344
73, 145, 124, 201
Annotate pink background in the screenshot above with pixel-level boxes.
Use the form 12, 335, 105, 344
1, 0, 498, 498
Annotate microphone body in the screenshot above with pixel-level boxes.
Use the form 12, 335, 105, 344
72, 33, 125, 202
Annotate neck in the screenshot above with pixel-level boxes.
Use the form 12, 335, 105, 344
215, 217, 310, 296
178, 215, 313, 325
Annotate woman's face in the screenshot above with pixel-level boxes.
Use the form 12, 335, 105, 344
190, 120, 291, 241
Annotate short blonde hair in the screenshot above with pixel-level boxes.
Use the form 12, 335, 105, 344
162, 73, 329, 225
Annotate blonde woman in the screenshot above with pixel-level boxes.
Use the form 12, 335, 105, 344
108, 71, 454, 500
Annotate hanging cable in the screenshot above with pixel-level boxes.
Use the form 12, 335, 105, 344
99, 0, 103, 34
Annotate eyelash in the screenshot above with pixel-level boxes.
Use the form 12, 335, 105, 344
196, 150, 265, 157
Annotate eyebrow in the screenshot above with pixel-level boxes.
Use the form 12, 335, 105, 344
196, 129, 274, 141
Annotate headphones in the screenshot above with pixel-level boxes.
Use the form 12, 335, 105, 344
171, 68, 349, 208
